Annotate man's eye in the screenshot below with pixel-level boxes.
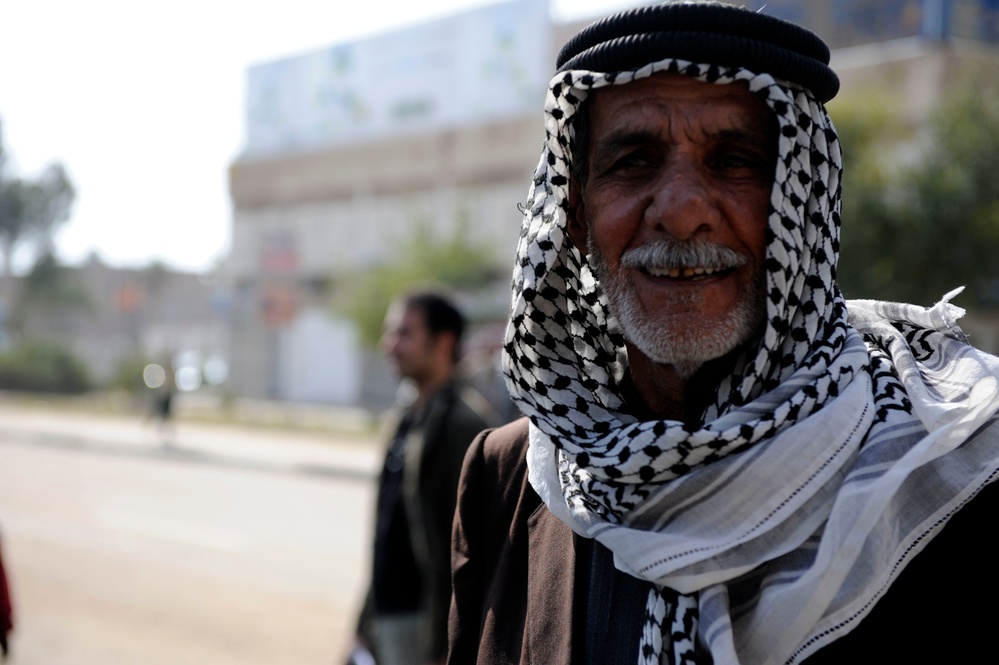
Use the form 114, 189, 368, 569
715, 151, 767, 174
609, 151, 654, 172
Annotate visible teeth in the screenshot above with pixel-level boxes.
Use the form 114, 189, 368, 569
647, 266, 724, 278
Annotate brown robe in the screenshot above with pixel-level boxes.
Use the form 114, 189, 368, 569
448, 418, 999, 664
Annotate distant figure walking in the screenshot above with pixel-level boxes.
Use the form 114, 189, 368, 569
144, 355, 177, 446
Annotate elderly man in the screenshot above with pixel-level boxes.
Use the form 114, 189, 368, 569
449, 2, 999, 664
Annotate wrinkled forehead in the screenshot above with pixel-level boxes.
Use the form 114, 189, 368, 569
585, 73, 776, 142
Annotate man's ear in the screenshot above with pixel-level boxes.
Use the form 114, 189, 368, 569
566, 177, 589, 254
434, 330, 459, 366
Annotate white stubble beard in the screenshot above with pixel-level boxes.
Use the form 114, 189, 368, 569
587, 238, 766, 378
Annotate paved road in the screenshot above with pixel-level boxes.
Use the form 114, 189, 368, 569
0, 402, 382, 665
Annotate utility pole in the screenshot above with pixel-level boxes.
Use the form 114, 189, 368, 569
921, 0, 952, 41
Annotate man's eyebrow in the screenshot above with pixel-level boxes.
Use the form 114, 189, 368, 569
589, 130, 659, 165
708, 127, 775, 147
591, 123, 774, 161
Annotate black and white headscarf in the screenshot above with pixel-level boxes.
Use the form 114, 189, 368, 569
503, 58, 999, 665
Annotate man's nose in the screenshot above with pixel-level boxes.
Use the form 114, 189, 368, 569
644, 165, 720, 240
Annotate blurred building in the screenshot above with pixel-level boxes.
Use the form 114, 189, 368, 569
224, 0, 565, 406
224, 0, 999, 407
766, 0, 999, 47
768, 0, 999, 124
0, 256, 225, 387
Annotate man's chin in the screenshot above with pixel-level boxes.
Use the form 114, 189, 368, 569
623, 316, 762, 379
628, 341, 708, 379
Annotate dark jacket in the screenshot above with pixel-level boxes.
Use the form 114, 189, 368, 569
362, 381, 496, 662
449, 418, 999, 664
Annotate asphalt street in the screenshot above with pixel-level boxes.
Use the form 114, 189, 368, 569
0, 401, 383, 665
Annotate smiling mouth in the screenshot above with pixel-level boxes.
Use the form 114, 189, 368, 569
641, 265, 735, 280
612, 239, 749, 284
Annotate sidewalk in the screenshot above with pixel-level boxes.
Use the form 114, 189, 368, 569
0, 399, 382, 481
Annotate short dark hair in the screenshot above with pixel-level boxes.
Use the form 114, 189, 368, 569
401, 291, 465, 351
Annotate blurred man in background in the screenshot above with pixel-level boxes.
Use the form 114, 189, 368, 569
352, 291, 496, 665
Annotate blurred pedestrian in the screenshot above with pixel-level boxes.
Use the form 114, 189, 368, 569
144, 354, 176, 446
0, 529, 13, 660
351, 292, 497, 665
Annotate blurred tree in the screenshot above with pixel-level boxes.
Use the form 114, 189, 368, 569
0, 341, 90, 394
8, 250, 91, 338
900, 64, 999, 308
333, 212, 502, 345
0, 121, 75, 275
831, 91, 915, 300
833, 64, 999, 309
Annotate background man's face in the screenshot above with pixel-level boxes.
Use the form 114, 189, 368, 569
381, 303, 438, 384
571, 73, 776, 374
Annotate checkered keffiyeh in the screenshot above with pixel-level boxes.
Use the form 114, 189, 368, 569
504, 59, 999, 665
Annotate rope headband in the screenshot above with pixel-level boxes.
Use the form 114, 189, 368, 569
557, 1, 840, 102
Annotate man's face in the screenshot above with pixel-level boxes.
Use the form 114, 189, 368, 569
382, 303, 438, 383
570, 74, 776, 375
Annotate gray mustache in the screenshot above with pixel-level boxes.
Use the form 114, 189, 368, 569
620, 241, 749, 271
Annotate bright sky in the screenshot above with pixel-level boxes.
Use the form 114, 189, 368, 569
0, 0, 638, 274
